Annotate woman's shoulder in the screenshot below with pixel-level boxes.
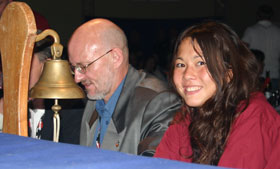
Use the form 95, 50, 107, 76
236, 92, 280, 129
248, 92, 279, 117
223, 92, 280, 168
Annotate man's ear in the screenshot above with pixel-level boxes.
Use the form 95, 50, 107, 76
111, 48, 123, 68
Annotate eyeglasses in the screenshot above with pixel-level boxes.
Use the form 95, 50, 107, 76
71, 49, 113, 74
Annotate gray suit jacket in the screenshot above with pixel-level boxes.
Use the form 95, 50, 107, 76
80, 65, 181, 155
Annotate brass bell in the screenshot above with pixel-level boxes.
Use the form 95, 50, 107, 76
30, 29, 85, 142
30, 59, 85, 99
30, 29, 84, 99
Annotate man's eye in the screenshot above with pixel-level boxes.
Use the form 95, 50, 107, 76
175, 63, 185, 68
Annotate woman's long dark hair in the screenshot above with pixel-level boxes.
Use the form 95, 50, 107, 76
170, 21, 260, 165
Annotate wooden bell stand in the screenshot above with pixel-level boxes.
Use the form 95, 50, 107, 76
0, 2, 37, 136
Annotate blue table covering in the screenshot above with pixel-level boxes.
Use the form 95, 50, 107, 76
0, 133, 224, 169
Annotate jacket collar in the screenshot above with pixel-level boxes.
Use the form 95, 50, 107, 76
112, 65, 144, 133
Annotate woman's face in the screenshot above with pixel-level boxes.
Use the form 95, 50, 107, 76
173, 38, 216, 107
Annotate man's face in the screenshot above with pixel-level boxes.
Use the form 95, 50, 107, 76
69, 46, 114, 101
0, 0, 11, 17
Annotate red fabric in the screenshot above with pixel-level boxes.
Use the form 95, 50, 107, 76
33, 11, 50, 31
154, 92, 280, 169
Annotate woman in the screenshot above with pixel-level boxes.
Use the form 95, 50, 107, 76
154, 21, 280, 168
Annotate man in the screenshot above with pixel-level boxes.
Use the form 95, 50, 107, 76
242, 4, 280, 91
68, 18, 181, 156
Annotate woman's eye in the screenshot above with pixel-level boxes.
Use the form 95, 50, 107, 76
175, 63, 185, 68
197, 61, 206, 66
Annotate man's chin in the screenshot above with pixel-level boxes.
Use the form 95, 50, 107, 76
87, 93, 104, 101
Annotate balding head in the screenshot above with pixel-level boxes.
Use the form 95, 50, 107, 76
68, 18, 128, 64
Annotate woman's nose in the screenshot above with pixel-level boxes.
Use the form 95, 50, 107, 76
183, 66, 195, 81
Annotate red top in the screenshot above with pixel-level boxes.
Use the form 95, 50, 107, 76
154, 92, 280, 169
33, 11, 50, 31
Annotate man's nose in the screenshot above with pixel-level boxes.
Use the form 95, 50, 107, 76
74, 71, 85, 83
